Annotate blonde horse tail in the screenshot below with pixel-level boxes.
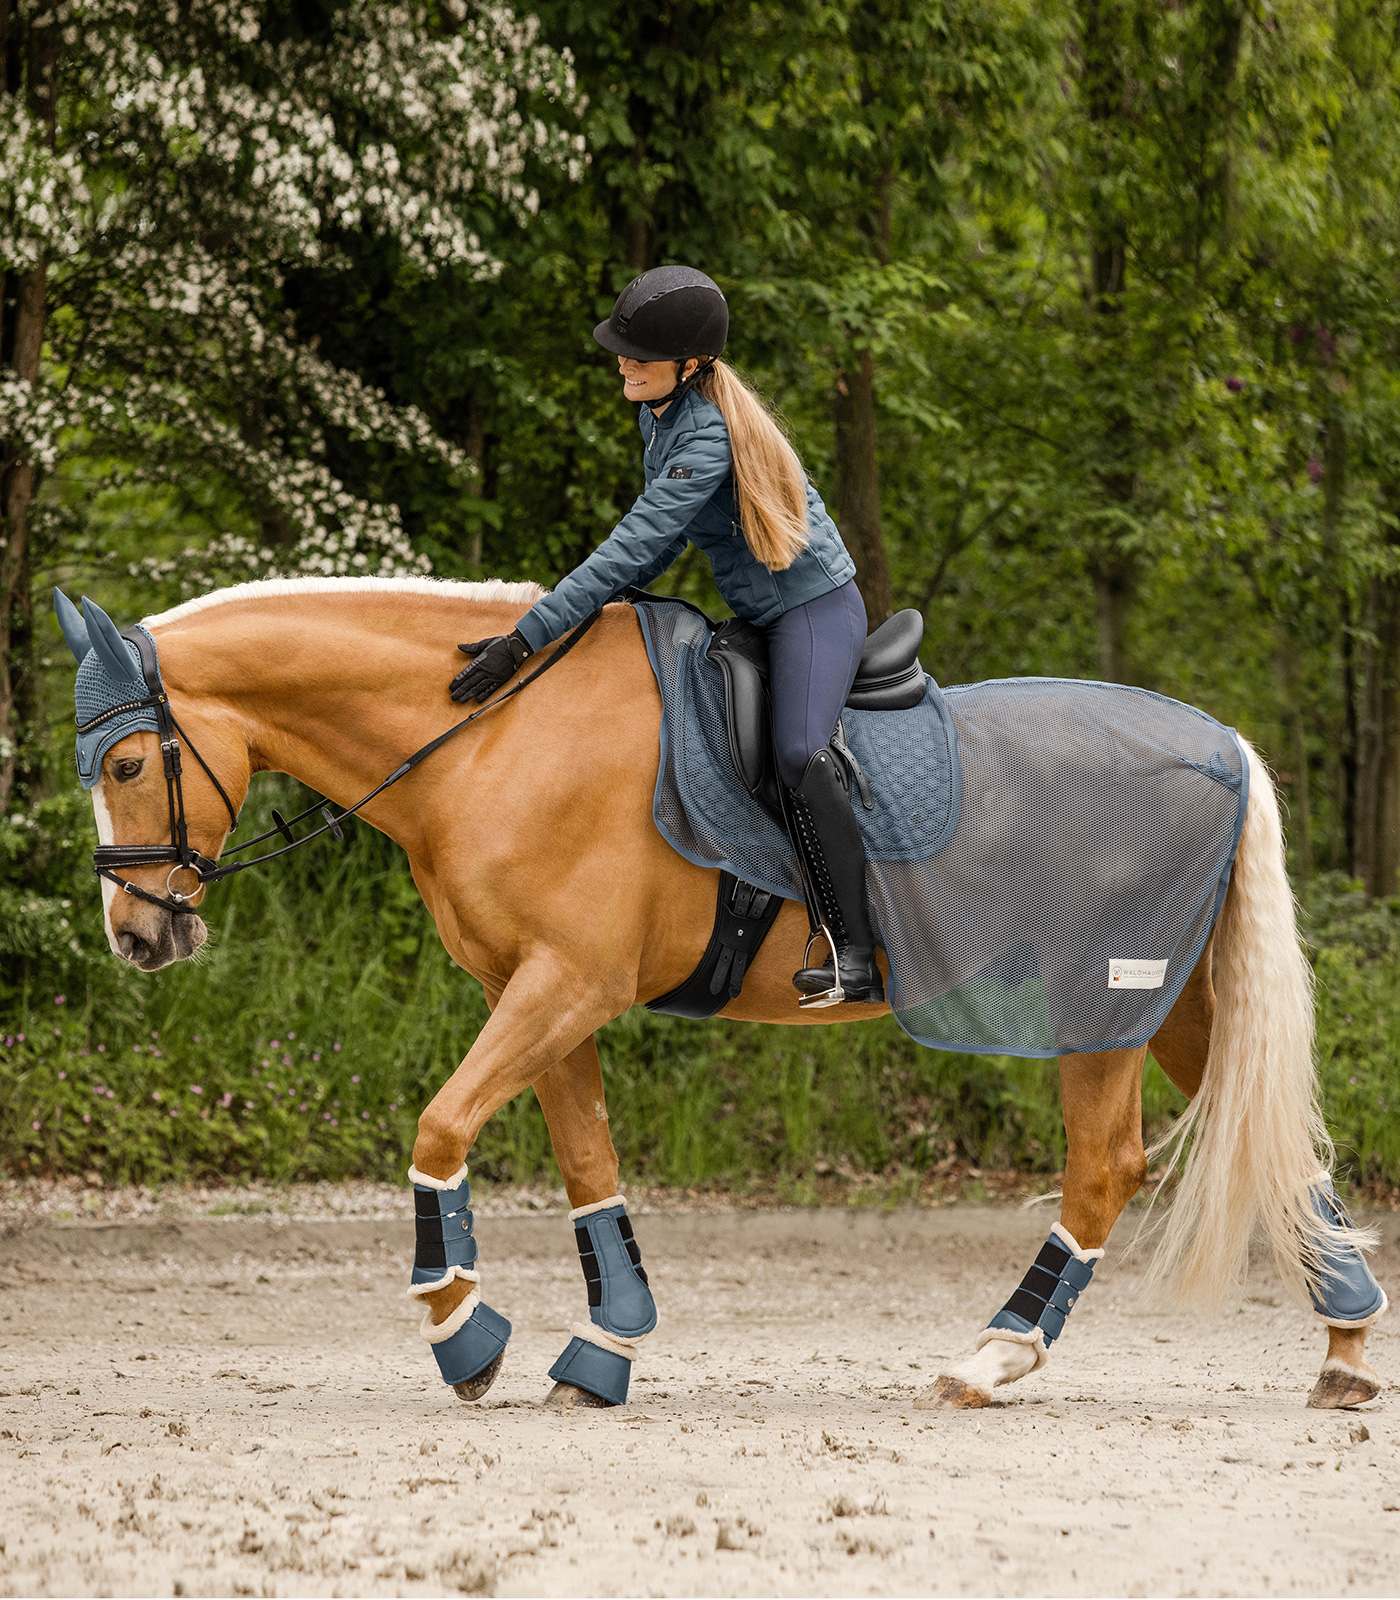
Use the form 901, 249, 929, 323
1145, 739, 1359, 1310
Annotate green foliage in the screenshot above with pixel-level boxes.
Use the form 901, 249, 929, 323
1304, 878, 1400, 1186
11, 0, 1400, 1190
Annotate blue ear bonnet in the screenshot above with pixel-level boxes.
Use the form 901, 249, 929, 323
54, 590, 163, 789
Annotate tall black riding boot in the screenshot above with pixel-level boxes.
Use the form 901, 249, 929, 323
786, 747, 885, 1006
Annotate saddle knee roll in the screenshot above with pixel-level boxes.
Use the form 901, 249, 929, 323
1308, 1177, 1387, 1327
982, 1222, 1104, 1362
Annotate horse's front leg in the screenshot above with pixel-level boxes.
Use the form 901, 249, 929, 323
530, 1038, 658, 1409
919, 1046, 1147, 1410
409, 959, 630, 1403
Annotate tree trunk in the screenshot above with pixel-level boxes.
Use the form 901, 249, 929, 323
1357, 575, 1400, 896
1079, 0, 1137, 684
0, 9, 55, 808
464, 389, 486, 570
1093, 548, 1135, 685
1354, 475, 1400, 897
1319, 405, 1357, 872
833, 343, 892, 627
1272, 638, 1314, 896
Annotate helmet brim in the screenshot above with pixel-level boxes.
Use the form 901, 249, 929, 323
592, 319, 679, 364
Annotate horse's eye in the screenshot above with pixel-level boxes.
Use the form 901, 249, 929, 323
115, 758, 143, 782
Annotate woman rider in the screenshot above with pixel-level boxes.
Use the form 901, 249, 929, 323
449, 265, 882, 1006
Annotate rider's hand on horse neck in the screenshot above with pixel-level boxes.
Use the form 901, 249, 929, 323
449, 629, 532, 704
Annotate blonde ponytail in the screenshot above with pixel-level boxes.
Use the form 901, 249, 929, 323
693, 360, 810, 571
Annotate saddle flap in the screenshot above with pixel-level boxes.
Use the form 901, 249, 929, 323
847, 609, 926, 711
706, 619, 782, 818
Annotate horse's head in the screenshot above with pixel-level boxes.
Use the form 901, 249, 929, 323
55, 590, 242, 971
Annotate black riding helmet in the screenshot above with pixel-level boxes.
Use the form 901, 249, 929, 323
594, 265, 729, 364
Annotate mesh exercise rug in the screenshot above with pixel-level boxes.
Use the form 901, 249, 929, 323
632, 597, 1249, 1058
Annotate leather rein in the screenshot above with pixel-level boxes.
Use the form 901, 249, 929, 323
87, 611, 603, 916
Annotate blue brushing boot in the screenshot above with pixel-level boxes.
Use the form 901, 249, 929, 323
408, 1164, 511, 1400
1306, 1176, 1387, 1326
548, 1196, 657, 1407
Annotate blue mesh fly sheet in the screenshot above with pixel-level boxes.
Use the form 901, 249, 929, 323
633, 597, 1248, 1058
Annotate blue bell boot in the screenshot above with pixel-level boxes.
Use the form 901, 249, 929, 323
547, 1196, 657, 1406
1307, 1176, 1387, 1326
407, 1163, 512, 1398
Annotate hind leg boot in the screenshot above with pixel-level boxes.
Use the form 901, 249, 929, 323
920, 1222, 1102, 1410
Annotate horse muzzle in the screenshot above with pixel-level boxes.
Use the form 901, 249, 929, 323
114, 906, 208, 970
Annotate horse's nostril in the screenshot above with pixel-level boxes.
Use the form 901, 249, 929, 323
118, 932, 143, 963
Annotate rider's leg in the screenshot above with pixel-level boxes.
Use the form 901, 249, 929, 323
768, 580, 882, 1004
921, 1047, 1147, 1409
534, 1038, 658, 1407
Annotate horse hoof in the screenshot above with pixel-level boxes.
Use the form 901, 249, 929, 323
1307, 1360, 1382, 1410
452, 1350, 505, 1403
543, 1381, 615, 1410
914, 1374, 992, 1410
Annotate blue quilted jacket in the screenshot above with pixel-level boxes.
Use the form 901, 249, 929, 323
515, 388, 857, 651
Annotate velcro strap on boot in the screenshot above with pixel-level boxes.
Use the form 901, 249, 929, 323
1307, 1176, 1388, 1327
570, 1197, 657, 1340
408, 1164, 478, 1290
986, 1223, 1103, 1348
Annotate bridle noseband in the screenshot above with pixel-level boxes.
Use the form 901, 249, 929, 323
86, 611, 603, 917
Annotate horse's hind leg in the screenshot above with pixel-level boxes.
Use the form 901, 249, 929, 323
533, 1036, 658, 1410
1146, 937, 1383, 1408
919, 1046, 1148, 1410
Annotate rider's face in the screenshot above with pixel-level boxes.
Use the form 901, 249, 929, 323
618, 355, 697, 405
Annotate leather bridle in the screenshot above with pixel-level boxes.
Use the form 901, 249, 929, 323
87, 611, 603, 917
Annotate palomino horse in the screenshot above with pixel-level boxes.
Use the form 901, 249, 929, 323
60, 577, 1385, 1412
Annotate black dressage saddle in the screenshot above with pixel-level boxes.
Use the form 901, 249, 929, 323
708, 607, 926, 822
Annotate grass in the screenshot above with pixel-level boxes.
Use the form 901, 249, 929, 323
3, 784, 1398, 1195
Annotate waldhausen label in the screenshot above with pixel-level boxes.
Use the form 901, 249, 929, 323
1108, 959, 1168, 990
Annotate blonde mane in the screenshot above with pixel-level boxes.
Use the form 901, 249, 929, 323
144, 576, 546, 631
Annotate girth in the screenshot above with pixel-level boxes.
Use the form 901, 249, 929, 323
645, 871, 785, 1019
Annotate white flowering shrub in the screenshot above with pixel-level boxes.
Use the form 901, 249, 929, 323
2, 0, 584, 592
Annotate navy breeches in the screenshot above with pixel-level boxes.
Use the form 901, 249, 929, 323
767, 579, 868, 789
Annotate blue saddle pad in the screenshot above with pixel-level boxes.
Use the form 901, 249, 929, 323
633, 597, 1248, 1059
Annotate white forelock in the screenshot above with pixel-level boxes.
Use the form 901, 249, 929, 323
142, 576, 547, 630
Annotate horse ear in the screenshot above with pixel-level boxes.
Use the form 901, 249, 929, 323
53, 588, 92, 663
80, 596, 140, 683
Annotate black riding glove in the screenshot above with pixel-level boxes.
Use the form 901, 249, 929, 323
449, 629, 533, 703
